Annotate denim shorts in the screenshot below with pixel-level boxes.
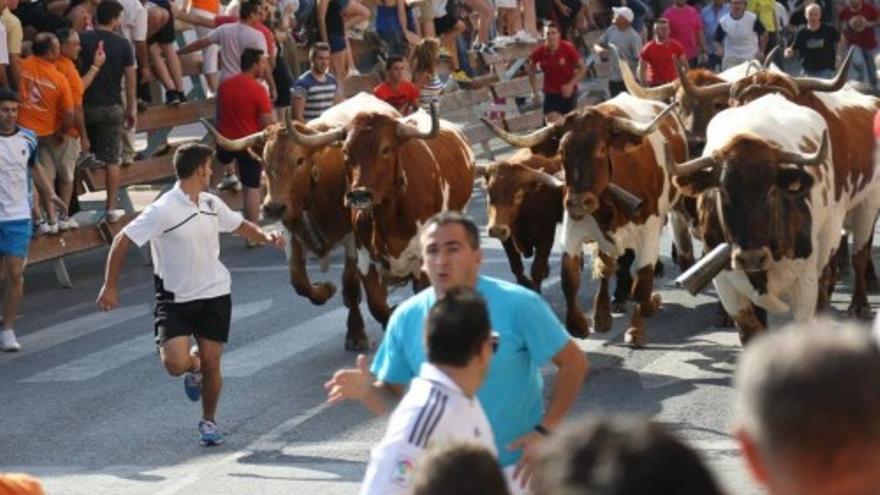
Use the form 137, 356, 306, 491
0, 219, 33, 259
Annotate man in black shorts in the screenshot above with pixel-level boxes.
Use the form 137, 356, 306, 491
97, 144, 284, 446
145, 0, 186, 104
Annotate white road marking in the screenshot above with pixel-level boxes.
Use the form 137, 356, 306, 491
20, 300, 274, 383
9, 304, 152, 360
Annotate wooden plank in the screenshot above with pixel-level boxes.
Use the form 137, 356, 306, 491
343, 73, 382, 98
136, 99, 215, 133
479, 42, 538, 67
491, 74, 543, 99
82, 154, 176, 192
99, 212, 140, 241
437, 87, 491, 115
505, 110, 545, 132
28, 224, 106, 265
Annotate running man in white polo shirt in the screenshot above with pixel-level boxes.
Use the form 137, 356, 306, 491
358, 287, 498, 495
96, 143, 284, 446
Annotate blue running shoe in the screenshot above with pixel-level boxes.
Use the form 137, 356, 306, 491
183, 371, 202, 402
199, 420, 223, 446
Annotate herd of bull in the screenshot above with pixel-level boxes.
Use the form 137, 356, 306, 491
200, 43, 880, 351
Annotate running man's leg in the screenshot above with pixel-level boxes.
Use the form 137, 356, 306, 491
159, 335, 199, 376
3, 255, 25, 331
195, 336, 224, 422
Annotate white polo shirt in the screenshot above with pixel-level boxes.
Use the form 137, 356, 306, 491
123, 183, 243, 303
117, 0, 148, 44
360, 363, 497, 495
0, 126, 37, 222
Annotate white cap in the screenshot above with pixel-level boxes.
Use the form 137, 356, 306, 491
612, 6, 634, 23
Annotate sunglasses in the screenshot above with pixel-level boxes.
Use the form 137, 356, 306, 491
490, 332, 501, 353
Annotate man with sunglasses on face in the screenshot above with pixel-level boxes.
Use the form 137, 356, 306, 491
327, 211, 588, 494
360, 287, 499, 495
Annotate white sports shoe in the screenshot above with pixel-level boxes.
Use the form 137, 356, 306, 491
1, 329, 21, 352
59, 216, 79, 231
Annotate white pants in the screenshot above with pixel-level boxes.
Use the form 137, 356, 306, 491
189, 7, 220, 74
503, 465, 532, 495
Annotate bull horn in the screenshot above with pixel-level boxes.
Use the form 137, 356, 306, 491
664, 142, 717, 176
610, 101, 677, 137
480, 117, 555, 148
792, 47, 855, 93
533, 168, 564, 189
676, 58, 731, 101
763, 46, 780, 68
675, 242, 732, 295
200, 118, 265, 151
611, 43, 676, 101
398, 102, 440, 139
778, 131, 829, 166
605, 183, 644, 217
284, 108, 346, 147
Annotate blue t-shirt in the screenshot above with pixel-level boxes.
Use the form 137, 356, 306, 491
291, 71, 338, 121
371, 275, 571, 467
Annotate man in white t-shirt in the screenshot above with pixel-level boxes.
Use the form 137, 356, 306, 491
96, 143, 284, 446
358, 287, 498, 495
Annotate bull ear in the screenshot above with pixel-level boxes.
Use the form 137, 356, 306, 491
673, 172, 718, 197
776, 168, 814, 198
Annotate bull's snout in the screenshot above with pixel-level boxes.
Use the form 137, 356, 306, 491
487, 224, 511, 241
262, 201, 286, 220
565, 192, 599, 220
346, 188, 374, 209
732, 247, 772, 273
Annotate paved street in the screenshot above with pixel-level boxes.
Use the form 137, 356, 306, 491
2, 160, 876, 495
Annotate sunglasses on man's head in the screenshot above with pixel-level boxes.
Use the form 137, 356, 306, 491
490, 332, 500, 353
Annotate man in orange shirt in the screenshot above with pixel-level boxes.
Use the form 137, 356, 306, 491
55, 28, 106, 231
17, 32, 74, 235
0, 473, 45, 495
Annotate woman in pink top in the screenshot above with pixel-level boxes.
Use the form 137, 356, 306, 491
662, 0, 706, 65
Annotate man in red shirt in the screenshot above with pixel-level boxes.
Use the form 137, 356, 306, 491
216, 48, 275, 231
373, 55, 419, 115
639, 18, 687, 86
528, 21, 585, 123
839, 0, 878, 91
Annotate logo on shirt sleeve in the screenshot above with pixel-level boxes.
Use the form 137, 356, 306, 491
390, 455, 415, 487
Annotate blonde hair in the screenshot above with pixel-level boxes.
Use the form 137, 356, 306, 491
410, 38, 440, 77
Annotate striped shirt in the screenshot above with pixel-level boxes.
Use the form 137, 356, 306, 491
292, 71, 339, 121
418, 73, 443, 109
0, 126, 37, 222
359, 363, 496, 495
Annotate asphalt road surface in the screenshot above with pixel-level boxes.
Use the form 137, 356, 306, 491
2, 163, 876, 495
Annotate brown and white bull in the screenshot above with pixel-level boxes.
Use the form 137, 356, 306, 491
665, 94, 847, 343
722, 49, 880, 318
484, 93, 687, 345
202, 93, 401, 351
483, 150, 564, 292
286, 104, 475, 315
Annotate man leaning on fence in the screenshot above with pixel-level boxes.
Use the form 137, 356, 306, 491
78, 0, 136, 223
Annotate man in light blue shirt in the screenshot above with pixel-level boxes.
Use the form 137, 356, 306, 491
325, 211, 588, 493
702, 0, 730, 70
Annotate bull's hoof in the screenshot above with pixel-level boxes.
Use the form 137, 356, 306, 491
653, 260, 665, 278
309, 282, 337, 305
593, 308, 613, 333
345, 334, 370, 352
846, 302, 874, 321
640, 293, 662, 317
566, 312, 591, 339
869, 277, 880, 293
611, 298, 627, 314
624, 326, 646, 348
517, 277, 538, 292
675, 254, 695, 273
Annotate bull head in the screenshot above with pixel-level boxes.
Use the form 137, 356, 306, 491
561, 103, 676, 220
285, 111, 347, 148
484, 162, 563, 241
343, 104, 440, 210
665, 132, 829, 273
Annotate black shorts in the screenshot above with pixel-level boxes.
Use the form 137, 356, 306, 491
434, 14, 459, 35
217, 146, 262, 188
154, 293, 232, 346
543, 92, 576, 116
148, 0, 176, 45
